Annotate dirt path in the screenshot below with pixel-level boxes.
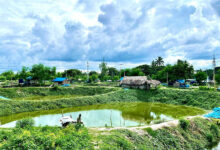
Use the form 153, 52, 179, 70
90, 115, 209, 133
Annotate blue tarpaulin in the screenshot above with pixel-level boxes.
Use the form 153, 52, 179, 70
52, 78, 67, 82
204, 107, 220, 119
0, 96, 10, 100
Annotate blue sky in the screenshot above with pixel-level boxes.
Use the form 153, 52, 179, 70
0, 0, 220, 72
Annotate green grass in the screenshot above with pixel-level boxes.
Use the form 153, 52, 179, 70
1, 118, 218, 149
0, 87, 219, 117
13, 95, 82, 101
0, 86, 220, 149
0, 125, 93, 150
94, 118, 220, 150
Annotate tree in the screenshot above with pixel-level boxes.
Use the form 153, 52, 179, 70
153, 65, 175, 82
108, 67, 119, 79
0, 76, 6, 82
120, 68, 144, 76
113, 76, 119, 81
63, 69, 82, 79
155, 56, 164, 67
204, 69, 213, 80
89, 71, 98, 76
18, 66, 31, 79
136, 64, 151, 75
216, 70, 220, 84
89, 74, 98, 82
1, 70, 14, 80
31, 64, 56, 83
172, 60, 194, 80
195, 71, 207, 85
151, 58, 165, 75
99, 60, 108, 81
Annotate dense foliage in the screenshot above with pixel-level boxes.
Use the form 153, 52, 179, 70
0, 118, 219, 150
216, 70, 220, 84
96, 118, 219, 150
0, 87, 219, 117
16, 118, 35, 129
195, 71, 207, 85
0, 125, 93, 150
153, 60, 194, 82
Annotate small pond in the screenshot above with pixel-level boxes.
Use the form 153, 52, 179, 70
0, 102, 205, 128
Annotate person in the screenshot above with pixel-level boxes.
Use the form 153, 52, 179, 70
77, 114, 81, 123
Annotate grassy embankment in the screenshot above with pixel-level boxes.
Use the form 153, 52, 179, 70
0, 86, 220, 149
0, 87, 219, 117
0, 117, 219, 150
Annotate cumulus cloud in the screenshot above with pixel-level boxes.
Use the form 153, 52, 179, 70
0, 0, 219, 72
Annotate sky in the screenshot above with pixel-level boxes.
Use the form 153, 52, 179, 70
0, 0, 220, 72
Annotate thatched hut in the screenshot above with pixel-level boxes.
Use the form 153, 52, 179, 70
120, 76, 160, 90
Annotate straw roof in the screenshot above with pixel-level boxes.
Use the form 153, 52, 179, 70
146, 80, 161, 86
120, 76, 161, 87
120, 76, 147, 86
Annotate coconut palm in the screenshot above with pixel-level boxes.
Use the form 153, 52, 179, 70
155, 57, 164, 67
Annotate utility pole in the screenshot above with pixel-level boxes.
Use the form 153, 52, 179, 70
119, 64, 123, 78
213, 54, 216, 88
120, 64, 125, 78
167, 72, 169, 86
87, 61, 89, 81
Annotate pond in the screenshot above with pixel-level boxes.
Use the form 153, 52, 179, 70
0, 102, 205, 128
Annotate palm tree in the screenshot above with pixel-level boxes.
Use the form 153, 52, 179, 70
155, 56, 164, 67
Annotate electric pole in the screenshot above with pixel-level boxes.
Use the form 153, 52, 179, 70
167, 72, 169, 86
120, 64, 123, 77
213, 54, 216, 88
87, 61, 89, 81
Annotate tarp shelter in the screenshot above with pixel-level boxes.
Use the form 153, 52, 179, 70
120, 77, 124, 81
177, 79, 185, 84
52, 77, 69, 85
204, 108, 220, 119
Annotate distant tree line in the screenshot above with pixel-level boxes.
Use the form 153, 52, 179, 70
0, 57, 220, 85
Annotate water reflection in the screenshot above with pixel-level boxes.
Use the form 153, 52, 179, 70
0, 102, 205, 128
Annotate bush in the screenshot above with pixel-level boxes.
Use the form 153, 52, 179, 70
199, 86, 215, 91
16, 118, 35, 129
179, 119, 190, 130
210, 124, 219, 137
52, 85, 61, 91
206, 133, 213, 143
144, 127, 157, 137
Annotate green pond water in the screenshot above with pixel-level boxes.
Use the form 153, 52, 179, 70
0, 102, 205, 128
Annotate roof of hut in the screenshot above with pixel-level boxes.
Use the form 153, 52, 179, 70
120, 76, 147, 86
120, 76, 160, 86
146, 79, 161, 86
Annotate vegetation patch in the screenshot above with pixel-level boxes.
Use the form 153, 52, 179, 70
0, 87, 219, 117
95, 118, 220, 150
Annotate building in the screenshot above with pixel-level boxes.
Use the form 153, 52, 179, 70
52, 77, 70, 85
120, 76, 160, 90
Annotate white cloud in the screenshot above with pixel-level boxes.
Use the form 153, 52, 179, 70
0, 0, 219, 72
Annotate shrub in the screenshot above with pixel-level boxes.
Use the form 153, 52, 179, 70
179, 119, 190, 130
206, 133, 213, 143
52, 85, 61, 91
210, 124, 219, 137
16, 118, 35, 129
144, 127, 157, 137
199, 86, 215, 91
